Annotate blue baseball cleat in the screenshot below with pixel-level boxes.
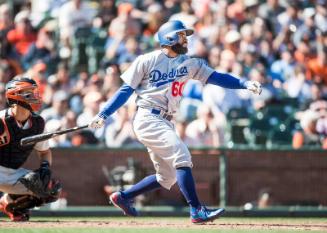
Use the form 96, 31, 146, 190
109, 192, 138, 217
190, 206, 225, 224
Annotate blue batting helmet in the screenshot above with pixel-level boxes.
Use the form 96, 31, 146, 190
157, 20, 194, 47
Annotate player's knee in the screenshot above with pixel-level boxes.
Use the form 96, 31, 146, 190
172, 146, 192, 168
156, 174, 176, 190
173, 155, 193, 169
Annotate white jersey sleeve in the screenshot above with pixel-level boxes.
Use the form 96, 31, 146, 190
121, 55, 147, 89
187, 58, 215, 84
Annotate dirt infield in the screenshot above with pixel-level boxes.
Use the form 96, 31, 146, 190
1, 218, 327, 231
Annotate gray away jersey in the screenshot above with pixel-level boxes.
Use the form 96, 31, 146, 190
121, 50, 215, 114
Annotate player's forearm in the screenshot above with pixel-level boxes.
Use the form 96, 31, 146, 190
206, 71, 247, 89
98, 83, 135, 119
37, 149, 52, 166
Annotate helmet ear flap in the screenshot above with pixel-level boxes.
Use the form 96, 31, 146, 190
165, 32, 179, 46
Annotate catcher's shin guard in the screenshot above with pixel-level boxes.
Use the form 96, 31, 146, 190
0, 194, 33, 221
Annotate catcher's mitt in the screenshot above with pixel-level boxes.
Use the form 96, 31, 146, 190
18, 168, 62, 199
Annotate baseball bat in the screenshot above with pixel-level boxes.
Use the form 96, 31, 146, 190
20, 124, 89, 146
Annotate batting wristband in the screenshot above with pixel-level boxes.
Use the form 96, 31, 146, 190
40, 160, 50, 168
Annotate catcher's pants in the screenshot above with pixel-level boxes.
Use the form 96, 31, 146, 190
0, 165, 33, 195
133, 107, 193, 190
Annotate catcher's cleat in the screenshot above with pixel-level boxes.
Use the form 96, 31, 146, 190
190, 206, 225, 224
0, 199, 30, 222
109, 192, 138, 217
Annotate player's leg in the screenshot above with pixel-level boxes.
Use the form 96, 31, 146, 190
0, 166, 34, 221
109, 170, 161, 216
118, 149, 164, 200
0, 193, 40, 221
109, 110, 178, 216
135, 117, 225, 223
0, 166, 61, 221
176, 166, 225, 223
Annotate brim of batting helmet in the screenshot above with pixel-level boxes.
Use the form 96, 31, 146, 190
154, 28, 194, 42
184, 29, 194, 36
175, 28, 194, 36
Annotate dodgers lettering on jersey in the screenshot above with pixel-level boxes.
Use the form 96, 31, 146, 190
121, 50, 214, 114
149, 66, 188, 87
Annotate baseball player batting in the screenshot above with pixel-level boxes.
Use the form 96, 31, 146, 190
89, 20, 262, 224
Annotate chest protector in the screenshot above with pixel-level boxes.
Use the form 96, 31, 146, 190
0, 109, 45, 169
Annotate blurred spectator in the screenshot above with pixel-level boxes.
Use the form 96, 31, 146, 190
58, 0, 96, 41
47, 62, 73, 93
283, 64, 312, 104
117, 36, 140, 67
314, 0, 327, 33
227, 0, 247, 25
77, 91, 103, 121
0, 84, 6, 109
40, 90, 70, 121
270, 50, 296, 83
179, 79, 203, 122
25, 62, 48, 98
293, 38, 314, 66
45, 119, 72, 147
276, 1, 303, 35
306, 46, 327, 86
7, 10, 36, 56
77, 91, 107, 141
244, 188, 274, 210
293, 8, 316, 47
185, 104, 224, 147
103, 3, 142, 66
310, 100, 327, 139
207, 46, 221, 69
0, 61, 16, 84
71, 130, 99, 146
203, 49, 248, 115
248, 68, 276, 110
22, 27, 58, 70
169, 0, 198, 29
0, 3, 14, 58
105, 105, 141, 148
103, 64, 121, 96
175, 119, 197, 147
258, 0, 285, 35
108, 2, 141, 38
224, 30, 241, 54
97, 0, 117, 28
142, 3, 165, 37
292, 110, 327, 149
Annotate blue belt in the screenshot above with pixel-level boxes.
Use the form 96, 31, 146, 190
151, 109, 173, 121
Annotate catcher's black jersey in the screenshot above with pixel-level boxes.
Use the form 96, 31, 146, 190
0, 109, 45, 169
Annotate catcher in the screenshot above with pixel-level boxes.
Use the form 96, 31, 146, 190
0, 77, 62, 221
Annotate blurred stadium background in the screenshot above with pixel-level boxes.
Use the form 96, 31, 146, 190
0, 0, 326, 218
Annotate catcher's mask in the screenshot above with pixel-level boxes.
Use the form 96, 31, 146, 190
5, 78, 41, 112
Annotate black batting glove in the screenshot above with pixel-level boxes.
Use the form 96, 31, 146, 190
39, 160, 51, 181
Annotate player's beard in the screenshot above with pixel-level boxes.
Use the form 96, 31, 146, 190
171, 43, 188, 54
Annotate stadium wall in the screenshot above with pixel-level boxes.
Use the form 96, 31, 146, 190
25, 148, 326, 206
